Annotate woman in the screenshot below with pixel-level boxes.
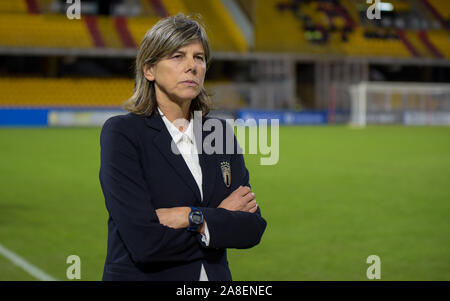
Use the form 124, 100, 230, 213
99, 13, 266, 281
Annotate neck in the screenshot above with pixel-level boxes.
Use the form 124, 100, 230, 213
156, 94, 192, 124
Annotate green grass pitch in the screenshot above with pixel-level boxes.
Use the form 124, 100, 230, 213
0, 125, 449, 280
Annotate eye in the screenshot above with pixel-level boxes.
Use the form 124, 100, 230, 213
172, 54, 182, 59
196, 56, 205, 61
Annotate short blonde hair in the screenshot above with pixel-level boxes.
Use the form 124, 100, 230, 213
123, 13, 212, 116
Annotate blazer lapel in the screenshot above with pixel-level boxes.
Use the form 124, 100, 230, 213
146, 112, 203, 203
198, 118, 217, 207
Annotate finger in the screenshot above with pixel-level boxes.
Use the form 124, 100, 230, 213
243, 200, 257, 212
248, 202, 258, 213
247, 200, 257, 209
237, 186, 251, 196
234, 185, 246, 193
242, 191, 255, 203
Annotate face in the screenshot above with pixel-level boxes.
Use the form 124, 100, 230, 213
144, 40, 207, 105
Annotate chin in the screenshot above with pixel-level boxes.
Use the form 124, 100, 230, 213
178, 92, 200, 102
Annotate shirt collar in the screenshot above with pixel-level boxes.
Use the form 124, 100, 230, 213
158, 107, 194, 145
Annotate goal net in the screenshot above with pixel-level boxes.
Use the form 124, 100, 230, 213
349, 82, 450, 127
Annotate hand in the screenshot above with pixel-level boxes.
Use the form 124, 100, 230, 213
156, 207, 190, 229
218, 186, 258, 213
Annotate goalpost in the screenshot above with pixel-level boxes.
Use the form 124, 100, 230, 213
349, 82, 450, 127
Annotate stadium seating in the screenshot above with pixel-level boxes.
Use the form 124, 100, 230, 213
164, 0, 248, 52
404, 30, 431, 57
96, 16, 125, 49
252, 0, 450, 59
0, 13, 93, 48
0, 77, 243, 109
126, 16, 161, 48
0, 0, 447, 58
254, 0, 332, 53
341, 27, 410, 57
0, 0, 28, 14
426, 0, 450, 21
0, 0, 248, 52
139, 0, 159, 17
0, 78, 133, 107
161, 0, 188, 16
423, 30, 450, 58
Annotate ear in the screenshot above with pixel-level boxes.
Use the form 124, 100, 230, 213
143, 63, 155, 82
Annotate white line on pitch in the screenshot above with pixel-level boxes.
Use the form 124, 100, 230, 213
0, 243, 57, 281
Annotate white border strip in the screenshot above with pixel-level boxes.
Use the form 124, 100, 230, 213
0, 243, 57, 281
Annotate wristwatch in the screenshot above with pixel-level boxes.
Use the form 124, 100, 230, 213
187, 206, 204, 232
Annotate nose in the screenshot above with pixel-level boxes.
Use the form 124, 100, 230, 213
185, 56, 197, 73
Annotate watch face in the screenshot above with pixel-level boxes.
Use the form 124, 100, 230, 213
192, 213, 203, 224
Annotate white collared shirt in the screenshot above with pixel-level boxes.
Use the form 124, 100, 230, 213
158, 107, 210, 281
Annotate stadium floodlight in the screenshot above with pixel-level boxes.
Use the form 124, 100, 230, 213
349, 82, 450, 127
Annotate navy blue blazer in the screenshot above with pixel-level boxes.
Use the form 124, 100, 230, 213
99, 111, 267, 281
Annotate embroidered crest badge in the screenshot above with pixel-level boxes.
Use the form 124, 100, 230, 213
220, 161, 231, 188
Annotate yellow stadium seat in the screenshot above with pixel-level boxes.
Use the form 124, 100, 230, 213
341, 27, 410, 57
127, 16, 160, 48
0, 0, 27, 13
0, 13, 93, 48
426, 30, 450, 58
164, 0, 248, 52
0, 78, 134, 107
427, 0, 450, 20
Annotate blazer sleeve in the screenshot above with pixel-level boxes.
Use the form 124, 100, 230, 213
198, 121, 267, 249
99, 116, 204, 265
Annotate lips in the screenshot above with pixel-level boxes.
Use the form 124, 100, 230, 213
181, 80, 198, 85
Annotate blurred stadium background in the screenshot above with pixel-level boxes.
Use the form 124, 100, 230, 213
0, 0, 449, 281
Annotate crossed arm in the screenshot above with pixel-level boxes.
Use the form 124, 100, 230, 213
155, 186, 259, 234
